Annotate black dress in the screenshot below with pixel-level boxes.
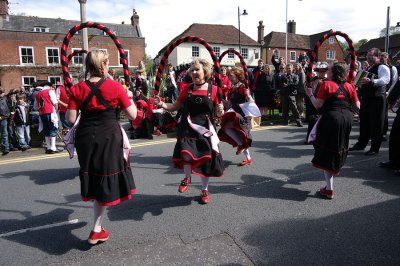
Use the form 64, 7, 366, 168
254, 73, 275, 108
312, 83, 354, 175
173, 84, 224, 177
75, 80, 136, 206
218, 82, 252, 149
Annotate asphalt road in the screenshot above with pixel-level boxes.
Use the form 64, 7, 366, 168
0, 118, 399, 265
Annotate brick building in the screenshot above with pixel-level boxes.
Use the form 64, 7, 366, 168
257, 20, 345, 68
0, 0, 145, 92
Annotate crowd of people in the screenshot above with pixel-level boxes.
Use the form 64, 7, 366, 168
1, 46, 400, 245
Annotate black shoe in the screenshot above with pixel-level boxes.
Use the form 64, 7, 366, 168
296, 121, 303, 127
349, 144, 364, 151
2, 150, 9, 155
46, 148, 63, 154
365, 150, 378, 156
379, 161, 394, 169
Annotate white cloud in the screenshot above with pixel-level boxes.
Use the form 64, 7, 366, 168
9, 0, 400, 57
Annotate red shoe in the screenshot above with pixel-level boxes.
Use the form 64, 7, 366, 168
152, 130, 162, 136
199, 190, 210, 204
239, 159, 253, 166
178, 177, 191, 193
319, 187, 335, 199
88, 227, 109, 244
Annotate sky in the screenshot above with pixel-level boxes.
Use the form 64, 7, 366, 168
9, 0, 400, 58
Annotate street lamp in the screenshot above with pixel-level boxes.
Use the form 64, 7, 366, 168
285, 0, 302, 64
238, 6, 248, 54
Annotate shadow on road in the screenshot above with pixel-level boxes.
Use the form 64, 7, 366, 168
107, 194, 194, 222
242, 198, 400, 265
0, 167, 79, 185
1, 208, 91, 259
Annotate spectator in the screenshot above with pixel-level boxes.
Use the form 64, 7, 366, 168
14, 93, 31, 151
294, 62, 306, 119
0, 87, 11, 155
279, 64, 302, 127
253, 64, 275, 119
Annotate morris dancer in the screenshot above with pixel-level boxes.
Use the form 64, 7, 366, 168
157, 59, 225, 204
306, 63, 360, 199
66, 49, 137, 244
218, 67, 253, 166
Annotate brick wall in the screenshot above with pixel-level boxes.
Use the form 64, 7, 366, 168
0, 30, 145, 92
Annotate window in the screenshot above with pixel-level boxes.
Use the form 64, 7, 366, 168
48, 76, 62, 85
212, 47, 220, 57
46, 48, 60, 65
33, 26, 48, 32
328, 36, 335, 44
274, 49, 280, 60
192, 46, 199, 58
254, 49, 259, 60
19, 46, 34, 65
326, 50, 336, 60
228, 48, 235, 59
241, 48, 248, 59
290, 51, 296, 62
71, 48, 84, 65
22, 76, 36, 89
119, 50, 130, 66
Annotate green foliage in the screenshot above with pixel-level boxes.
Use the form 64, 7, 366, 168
379, 26, 400, 37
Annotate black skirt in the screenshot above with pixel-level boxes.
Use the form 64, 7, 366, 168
75, 109, 136, 206
173, 115, 224, 177
312, 108, 353, 175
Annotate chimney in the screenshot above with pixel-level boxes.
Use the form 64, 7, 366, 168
0, 0, 9, 17
287, 20, 296, 34
131, 9, 139, 26
257, 21, 265, 44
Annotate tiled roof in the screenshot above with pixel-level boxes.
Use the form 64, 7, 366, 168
309, 30, 333, 50
263, 31, 309, 49
157, 23, 260, 56
0, 15, 142, 38
357, 34, 400, 54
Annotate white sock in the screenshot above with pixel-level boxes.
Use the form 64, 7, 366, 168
93, 201, 106, 232
225, 128, 242, 146
183, 164, 192, 179
243, 149, 251, 160
45, 136, 51, 150
324, 171, 334, 190
50, 137, 57, 151
201, 177, 209, 191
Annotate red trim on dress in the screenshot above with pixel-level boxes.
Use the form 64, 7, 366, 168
220, 111, 251, 149
82, 189, 137, 206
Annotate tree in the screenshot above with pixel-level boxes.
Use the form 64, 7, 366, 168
379, 26, 400, 37
355, 39, 369, 49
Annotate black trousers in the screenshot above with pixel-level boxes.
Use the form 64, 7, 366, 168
389, 111, 400, 168
357, 95, 386, 151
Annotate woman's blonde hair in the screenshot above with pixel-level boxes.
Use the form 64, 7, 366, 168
190, 59, 213, 81
85, 48, 109, 79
